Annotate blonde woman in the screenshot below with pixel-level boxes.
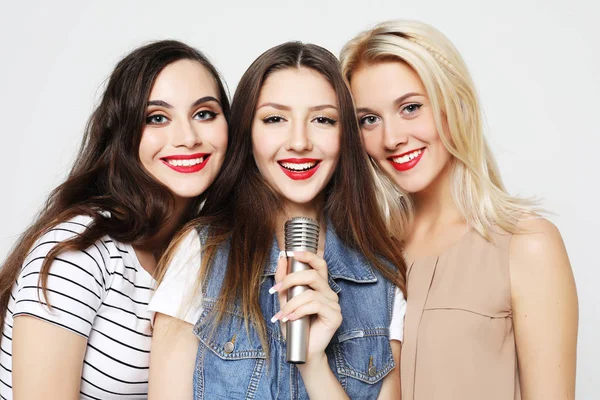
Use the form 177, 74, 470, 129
340, 20, 578, 400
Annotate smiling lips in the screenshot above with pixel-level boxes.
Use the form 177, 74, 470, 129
278, 158, 321, 180
161, 153, 210, 173
388, 148, 425, 171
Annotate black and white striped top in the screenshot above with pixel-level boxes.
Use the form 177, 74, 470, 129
0, 215, 154, 399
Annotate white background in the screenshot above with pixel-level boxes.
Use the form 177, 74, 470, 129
0, 0, 597, 397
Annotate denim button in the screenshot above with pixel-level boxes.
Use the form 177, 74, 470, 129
368, 355, 377, 377
368, 365, 377, 377
224, 341, 235, 354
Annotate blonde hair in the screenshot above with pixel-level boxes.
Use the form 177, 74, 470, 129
341, 20, 539, 239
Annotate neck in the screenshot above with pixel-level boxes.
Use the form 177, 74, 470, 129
134, 197, 190, 273
412, 161, 464, 231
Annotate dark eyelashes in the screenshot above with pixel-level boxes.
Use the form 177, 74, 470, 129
146, 114, 168, 124
359, 115, 378, 126
261, 116, 337, 125
402, 103, 423, 113
314, 116, 337, 126
195, 110, 218, 120
145, 109, 218, 125
263, 116, 284, 124
357, 103, 423, 126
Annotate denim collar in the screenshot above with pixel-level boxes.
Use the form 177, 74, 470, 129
263, 222, 378, 292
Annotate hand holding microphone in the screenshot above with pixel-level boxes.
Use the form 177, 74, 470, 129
271, 217, 343, 364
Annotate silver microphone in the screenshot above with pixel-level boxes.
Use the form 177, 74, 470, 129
284, 217, 320, 364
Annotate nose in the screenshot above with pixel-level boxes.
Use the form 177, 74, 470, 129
173, 119, 202, 148
285, 120, 312, 152
382, 117, 408, 151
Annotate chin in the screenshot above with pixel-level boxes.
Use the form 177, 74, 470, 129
391, 177, 430, 194
278, 190, 321, 207
167, 187, 206, 200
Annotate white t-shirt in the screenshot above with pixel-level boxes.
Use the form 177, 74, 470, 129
0, 215, 154, 400
148, 229, 406, 341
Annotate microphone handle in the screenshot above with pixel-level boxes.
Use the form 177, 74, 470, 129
286, 256, 311, 363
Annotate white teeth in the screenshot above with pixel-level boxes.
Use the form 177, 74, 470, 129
392, 149, 422, 164
166, 157, 204, 167
280, 161, 318, 171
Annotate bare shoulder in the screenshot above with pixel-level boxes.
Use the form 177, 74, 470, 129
509, 215, 573, 293
511, 216, 564, 257
507, 219, 578, 399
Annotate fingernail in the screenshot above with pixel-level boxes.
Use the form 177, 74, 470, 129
269, 282, 282, 294
271, 312, 282, 323
282, 314, 290, 323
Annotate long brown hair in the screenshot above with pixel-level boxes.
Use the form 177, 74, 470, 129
0, 40, 231, 330
157, 42, 406, 350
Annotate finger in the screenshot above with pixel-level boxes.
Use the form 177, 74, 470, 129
270, 270, 337, 302
277, 290, 340, 320
291, 251, 328, 279
283, 300, 342, 327
274, 252, 288, 284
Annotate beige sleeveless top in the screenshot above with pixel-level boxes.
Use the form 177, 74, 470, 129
401, 228, 521, 400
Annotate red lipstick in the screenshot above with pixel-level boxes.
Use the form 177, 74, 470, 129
388, 148, 425, 172
278, 158, 321, 180
161, 153, 210, 174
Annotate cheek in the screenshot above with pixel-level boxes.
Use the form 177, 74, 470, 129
323, 130, 341, 160
138, 129, 164, 165
206, 121, 229, 153
251, 131, 270, 169
413, 109, 441, 144
251, 126, 286, 166
434, 142, 452, 166
420, 124, 440, 144
361, 131, 383, 159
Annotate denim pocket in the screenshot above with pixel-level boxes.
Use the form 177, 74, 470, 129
192, 304, 266, 400
333, 328, 394, 384
193, 304, 266, 360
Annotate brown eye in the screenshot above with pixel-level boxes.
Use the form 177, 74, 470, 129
312, 116, 337, 125
263, 116, 284, 124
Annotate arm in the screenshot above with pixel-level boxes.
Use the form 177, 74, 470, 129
147, 229, 203, 399
12, 316, 86, 400
378, 285, 404, 399
297, 356, 348, 400
272, 252, 348, 400
510, 218, 578, 399
378, 340, 401, 399
11, 221, 105, 399
148, 313, 197, 399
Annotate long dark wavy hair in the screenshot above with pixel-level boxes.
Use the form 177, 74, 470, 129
156, 42, 407, 351
0, 40, 231, 330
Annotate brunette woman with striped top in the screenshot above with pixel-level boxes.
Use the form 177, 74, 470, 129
0, 40, 230, 399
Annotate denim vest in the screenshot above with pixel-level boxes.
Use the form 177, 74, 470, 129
192, 225, 396, 400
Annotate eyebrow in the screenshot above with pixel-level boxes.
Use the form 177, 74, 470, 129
147, 96, 221, 109
256, 102, 338, 112
356, 92, 424, 114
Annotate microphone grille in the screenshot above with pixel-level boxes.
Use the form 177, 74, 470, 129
284, 217, 319, 253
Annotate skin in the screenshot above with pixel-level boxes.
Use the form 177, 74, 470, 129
149, 67, 400, 399
350, 60, 578, 399
12, 59, 228, 399
136, 59, 228, 268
